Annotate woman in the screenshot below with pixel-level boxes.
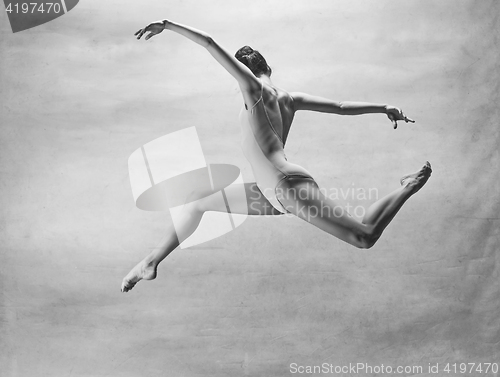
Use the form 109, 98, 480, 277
121, 19, 432, 292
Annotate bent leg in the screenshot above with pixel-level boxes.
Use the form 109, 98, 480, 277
275, 162, 432, 249
121, 182, 282, 292
276, 177, 376, 248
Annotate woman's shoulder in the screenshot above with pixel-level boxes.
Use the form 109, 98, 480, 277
262, 84, 290, 102
260, 83, 295, 114
276, 87, 295, 107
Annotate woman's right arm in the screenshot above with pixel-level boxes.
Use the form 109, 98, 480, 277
135, 19, 261, 92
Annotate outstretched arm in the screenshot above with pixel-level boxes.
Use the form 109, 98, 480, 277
291, 92, 414, 129
135, 19, 260, 92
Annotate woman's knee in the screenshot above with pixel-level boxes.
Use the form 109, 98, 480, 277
353, 229, 380, 249
357, 236, 376, 249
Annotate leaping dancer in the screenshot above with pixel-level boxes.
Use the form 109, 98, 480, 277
122, 19, 431, 292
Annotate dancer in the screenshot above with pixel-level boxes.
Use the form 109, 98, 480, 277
121, 19, 431, 292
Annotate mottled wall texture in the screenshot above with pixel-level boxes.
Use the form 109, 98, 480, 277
1, 1, 498, 376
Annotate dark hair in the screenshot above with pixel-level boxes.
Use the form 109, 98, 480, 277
235, 46, 272, 77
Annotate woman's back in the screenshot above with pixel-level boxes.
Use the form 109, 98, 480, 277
239, 81, 312, 212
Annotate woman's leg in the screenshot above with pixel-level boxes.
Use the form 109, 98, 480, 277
362, 161, 432, 229
121, 182, 282, 292
276, 162, 432, 249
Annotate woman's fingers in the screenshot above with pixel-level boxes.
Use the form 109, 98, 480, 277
405, 116, 416, 123
387, 106, 415, 127
388, 113, 398, 129
401, 111, 416, 123
135, 24, 152, 39
135, 24, 163, 40
136, 29, 145, 39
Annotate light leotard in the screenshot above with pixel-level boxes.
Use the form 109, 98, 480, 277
239, 81, 314, 213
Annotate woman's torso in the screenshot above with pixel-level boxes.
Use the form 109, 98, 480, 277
239, 81, 312, 203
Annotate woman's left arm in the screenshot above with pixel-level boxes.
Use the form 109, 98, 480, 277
291, 92, 415, 129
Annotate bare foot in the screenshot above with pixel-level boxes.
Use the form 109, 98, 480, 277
400, 161, 432, 194
121, 258, 157, 292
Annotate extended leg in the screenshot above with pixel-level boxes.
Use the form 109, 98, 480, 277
121, 182, 282, 292
275, 162, 432, 249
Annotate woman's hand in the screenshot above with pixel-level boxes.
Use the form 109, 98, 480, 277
385, 105, 415, 129
135, 20, 168, 40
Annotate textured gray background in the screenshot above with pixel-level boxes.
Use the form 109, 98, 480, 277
1, 1, 498, 376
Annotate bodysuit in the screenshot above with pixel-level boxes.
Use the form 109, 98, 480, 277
239, 81, 314, 214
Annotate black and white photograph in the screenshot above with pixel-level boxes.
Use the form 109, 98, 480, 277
1, 1, 498, 376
